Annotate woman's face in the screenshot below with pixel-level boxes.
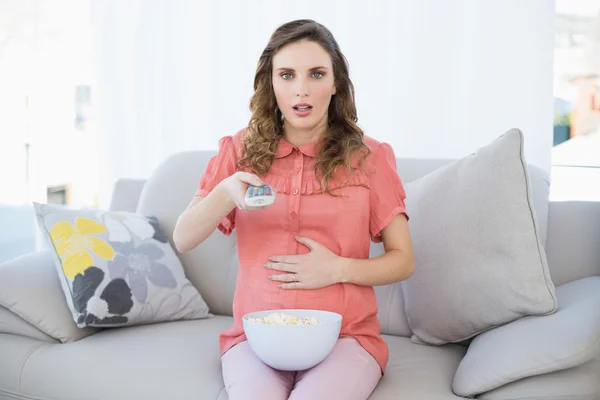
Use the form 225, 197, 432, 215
272, 40, 336, 133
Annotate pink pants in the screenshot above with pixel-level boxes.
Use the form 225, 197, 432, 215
221, 337, 382, 400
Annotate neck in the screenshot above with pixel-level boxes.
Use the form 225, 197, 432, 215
283, 119, 328, 147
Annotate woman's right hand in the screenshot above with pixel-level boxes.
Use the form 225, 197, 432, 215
217, 171, 268, 212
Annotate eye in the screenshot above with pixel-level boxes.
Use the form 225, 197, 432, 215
311, 71, 324, 79
280, 73, 293, 80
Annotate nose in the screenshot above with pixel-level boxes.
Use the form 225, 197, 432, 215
295, 77, 309, 97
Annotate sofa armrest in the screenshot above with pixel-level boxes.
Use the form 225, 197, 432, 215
452, 276, 600, 397
545, 200, 600, 286
0, 250, 100, 342
0, 306, 57, 343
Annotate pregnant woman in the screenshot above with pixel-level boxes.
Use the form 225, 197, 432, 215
173, 19, 414, 400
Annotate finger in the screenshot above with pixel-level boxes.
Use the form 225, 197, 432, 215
278, 282, 305, 290
294, 236, 317, 250
264, 262, 298, 272
236, 172, 264, 186
268, 255, 300, 264
268, 273, 297, 282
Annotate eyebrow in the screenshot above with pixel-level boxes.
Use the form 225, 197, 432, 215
275, 66, 329, 72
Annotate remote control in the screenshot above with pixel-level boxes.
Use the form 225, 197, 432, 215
245, 184, 276, 207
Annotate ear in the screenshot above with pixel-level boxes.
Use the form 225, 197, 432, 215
332, 85, 337, 96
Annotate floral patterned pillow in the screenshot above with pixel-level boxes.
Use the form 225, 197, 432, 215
33, 202, 211, 328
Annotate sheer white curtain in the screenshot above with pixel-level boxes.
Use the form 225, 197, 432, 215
90, 0, 555, 207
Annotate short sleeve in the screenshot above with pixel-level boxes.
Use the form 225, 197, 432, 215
369, 142, 408, 243
195, 135, 238, 235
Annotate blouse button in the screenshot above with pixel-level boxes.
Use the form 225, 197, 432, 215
293, 188, 299, 195
290, 211, 298, 219
295, 149, 301, 155
295, 166, 301, 173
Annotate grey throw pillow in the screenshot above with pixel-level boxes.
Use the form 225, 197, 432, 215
453, 276, 600, 397
402, 128, 557, 345
34, 203, 211, 327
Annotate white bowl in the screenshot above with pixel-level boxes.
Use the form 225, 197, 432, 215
242, 309, 342, 371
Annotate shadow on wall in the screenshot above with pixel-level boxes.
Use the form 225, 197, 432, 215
0, 205, 38, 264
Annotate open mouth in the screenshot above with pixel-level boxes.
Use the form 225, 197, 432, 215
293, 104, 313, 111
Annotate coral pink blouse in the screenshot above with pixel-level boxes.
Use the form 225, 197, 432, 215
196, 129, 407, 373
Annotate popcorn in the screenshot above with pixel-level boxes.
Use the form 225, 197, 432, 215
248, 312, 320, 326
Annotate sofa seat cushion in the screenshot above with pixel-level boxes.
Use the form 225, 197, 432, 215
371, 336, 467, 399
2, 319, 598, 400
17, 316, 232, 400
3, 316, 467, 400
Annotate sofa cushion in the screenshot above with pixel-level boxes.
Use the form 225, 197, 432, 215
18, 317, 232, 400
0, 249, 99, 342
2, 325, 597, 400
402, 129, 557, 345
8, 315, 465, 400
545, 200, 600, 286
476, 356, 600, 400
371, 336, 467, 399
372, 242, 413, 337
373, 157, 550, 339
454, 276, 600, 397
394, 158, 550, 247
33, 202, 210, 328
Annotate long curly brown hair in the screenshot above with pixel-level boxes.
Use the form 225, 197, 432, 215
237, 19, 370, 195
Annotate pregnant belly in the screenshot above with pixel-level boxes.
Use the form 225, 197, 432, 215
235, 270, 376, 329
295, 283, 345, 316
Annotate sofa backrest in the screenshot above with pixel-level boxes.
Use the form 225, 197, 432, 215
135, 150, 550, 337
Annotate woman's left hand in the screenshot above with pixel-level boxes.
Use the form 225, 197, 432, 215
264, 236, 344, 289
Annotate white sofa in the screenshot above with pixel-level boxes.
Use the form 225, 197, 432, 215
1, 150, 599, 400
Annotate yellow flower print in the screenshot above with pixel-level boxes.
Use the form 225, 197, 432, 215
49, 218, 115, 279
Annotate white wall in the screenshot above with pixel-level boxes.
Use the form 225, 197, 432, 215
0, 0, 97, 206
91, 0, 555, 207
